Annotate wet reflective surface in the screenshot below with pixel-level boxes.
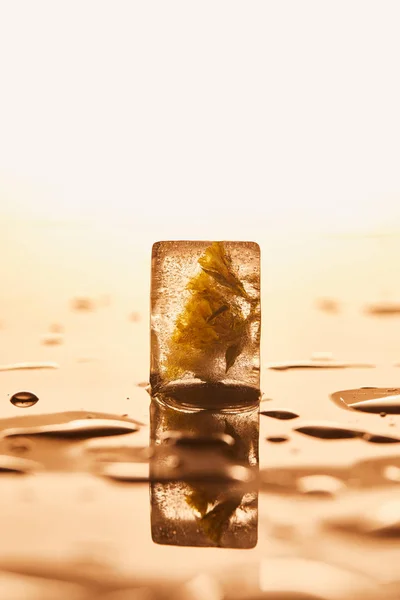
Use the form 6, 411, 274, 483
1, 227, 400, 598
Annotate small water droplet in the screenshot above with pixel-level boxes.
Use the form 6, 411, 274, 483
266, 436, 289, 443
10, 391, 39, 408
41, 332, 64, 346
315, 297, 340, 313
362, 432, 400, 444
129, 311, 141, 322
365, 302, 400, 316
49, 323, 64, 333
380, 412, 387, 418
260, 409, 299, 420
71, 297, 95, 311
0, 362, 58, 372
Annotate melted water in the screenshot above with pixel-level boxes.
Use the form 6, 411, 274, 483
331, 387, 400, 413
2, 418, 139, 439
260, 409, 299, 420
10, 391, 39, 408
294, 423, 362, 440
362, 433, 400, 444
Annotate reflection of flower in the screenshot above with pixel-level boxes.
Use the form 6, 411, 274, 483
165, 242, 258, 379
186, 485, 242, 545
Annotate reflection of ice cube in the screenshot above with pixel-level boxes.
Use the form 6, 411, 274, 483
150, 241, 260, 399
150, 393, 259, 548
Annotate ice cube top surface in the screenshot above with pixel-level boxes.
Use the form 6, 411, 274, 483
151, 241, 260, 393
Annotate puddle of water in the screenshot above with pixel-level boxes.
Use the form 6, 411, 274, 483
2, 418, 139, 440
331, 387, 400, 413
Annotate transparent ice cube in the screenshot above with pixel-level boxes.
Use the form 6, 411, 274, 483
150, 241, 260, 409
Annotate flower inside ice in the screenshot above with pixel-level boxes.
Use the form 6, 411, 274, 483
165, 242, 259, 380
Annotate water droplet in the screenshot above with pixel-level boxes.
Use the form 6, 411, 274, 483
10, 391, 39, 408
71, 297, 95, 311
3, 418, 139, 439
49, 323, 63, 333
331, 387, 400, 414
129, 311, 141, 322
0, 362, 59, 372
365, 302, 400, 316
362, 432, 400, 444
294, 423, 362, 440
315, 297, 340, 313
380, 412, 387, 417
40, 332, 64, 346
266, 436, 289, 443
297, 475, 344, 497
260, 409, 299, 420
